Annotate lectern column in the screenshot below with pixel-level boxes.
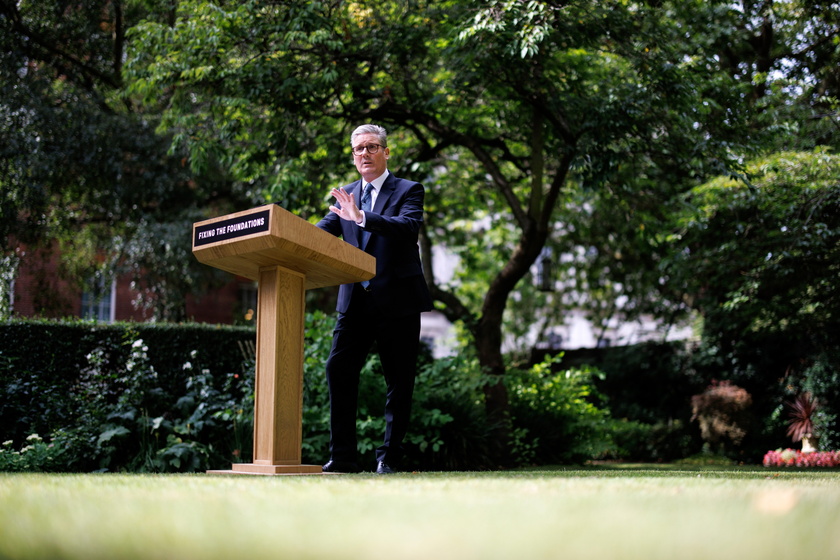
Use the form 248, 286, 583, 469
230, 264, 321, 474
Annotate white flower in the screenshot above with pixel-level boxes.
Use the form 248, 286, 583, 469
132, 339, 145, 348
26, 434, 42, 442
183, 362, 193, 370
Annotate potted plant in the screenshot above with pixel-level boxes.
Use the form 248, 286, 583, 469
786, 392, 820, 453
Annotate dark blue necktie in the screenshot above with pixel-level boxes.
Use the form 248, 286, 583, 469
361, 182, 373, 213
360, 183, 373, 288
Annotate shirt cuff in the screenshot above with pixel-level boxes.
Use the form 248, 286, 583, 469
356, 211, 366, 227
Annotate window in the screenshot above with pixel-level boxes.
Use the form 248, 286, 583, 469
81, 277, 115, 322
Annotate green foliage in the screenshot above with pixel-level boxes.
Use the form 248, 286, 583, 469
120, 0, 755, 339
408, 352, 495, 470
603, 419, 697, 463
666, 150, 840, 453
523, 0, 840, 353
507, 355, 614, 464
123, 0, 360, 216
0, 434, 66, 473
1, 319, 630, 471
0, 1, 256, 319
672, 150, 840, 348
782, 350, 840, 451
0, 324, 257, 472
555, 343, 706, 461
572, 342, 705, 425
0, 320, 256, 470
85, 335, 255, 472
459, 0, 554, 59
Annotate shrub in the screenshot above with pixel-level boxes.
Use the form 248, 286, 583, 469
1, 320, 257, 472
0, 319, 255, 451
599, 419, 696, 463
406, 352, 493, 470
554, 342, 706, 461
786, 352, 840, 450
508, 356, 614, 464
576, 341, 704, 425
70, 333, 256, 472
690, 380, 753, 455
0, 434, 66, 472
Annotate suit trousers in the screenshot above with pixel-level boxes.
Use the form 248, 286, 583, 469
324, 286, 421, 467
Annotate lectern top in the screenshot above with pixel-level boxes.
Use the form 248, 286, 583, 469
191, 204, 375, 289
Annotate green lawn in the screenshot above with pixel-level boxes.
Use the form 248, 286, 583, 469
2, 465, 839, 560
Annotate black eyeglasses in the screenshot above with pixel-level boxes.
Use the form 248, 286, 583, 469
351, 143, 385, 156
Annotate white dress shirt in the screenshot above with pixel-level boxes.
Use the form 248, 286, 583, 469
356, 170, 389, 227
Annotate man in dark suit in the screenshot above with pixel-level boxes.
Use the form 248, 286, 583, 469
316, 124, 433, 474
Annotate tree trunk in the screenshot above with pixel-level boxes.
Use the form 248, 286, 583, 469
475, 232, 548, 465
476, 295, 512, 465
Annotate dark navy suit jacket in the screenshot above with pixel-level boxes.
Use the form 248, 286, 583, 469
316, 173, 433, 316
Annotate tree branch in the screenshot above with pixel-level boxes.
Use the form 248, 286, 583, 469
2, 2, 122, 90
369, 100, 531, 228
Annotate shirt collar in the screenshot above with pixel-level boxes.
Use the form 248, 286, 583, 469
365, 170, 389, 192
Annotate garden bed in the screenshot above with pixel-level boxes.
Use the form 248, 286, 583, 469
763, 449, 840, 467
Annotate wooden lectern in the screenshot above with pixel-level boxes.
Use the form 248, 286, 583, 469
192, 204, 375, 474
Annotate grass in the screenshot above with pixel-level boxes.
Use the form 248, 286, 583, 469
2, 465, 840, 560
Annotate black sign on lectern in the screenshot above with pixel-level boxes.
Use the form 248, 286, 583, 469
193, 208, 271, 247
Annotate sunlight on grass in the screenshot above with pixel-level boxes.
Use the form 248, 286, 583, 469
2, 467, 840, 559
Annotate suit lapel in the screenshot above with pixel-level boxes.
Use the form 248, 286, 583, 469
373, 174, 395, 214
353, 179, 364, 208
357, 174, 394, 250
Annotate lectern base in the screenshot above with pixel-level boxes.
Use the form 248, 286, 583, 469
207, 463, 324, 476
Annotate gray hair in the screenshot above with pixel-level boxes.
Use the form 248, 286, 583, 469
351, 124, 387, 147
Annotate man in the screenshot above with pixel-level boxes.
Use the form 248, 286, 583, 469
316, 124, 433, 474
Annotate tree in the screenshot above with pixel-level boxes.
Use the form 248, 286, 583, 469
668, 149, 840, 369
0, 0, 251, 319
553, 0, 840, 338
123, 0, 761, 459
667, 149, 840, 448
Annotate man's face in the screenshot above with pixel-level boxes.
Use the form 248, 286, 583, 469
352, 133, 389, 182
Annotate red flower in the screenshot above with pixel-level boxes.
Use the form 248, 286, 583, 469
763, 449, 840, 468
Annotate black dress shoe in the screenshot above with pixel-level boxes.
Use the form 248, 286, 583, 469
322, 460, 361, 473
376, 461, 395, 474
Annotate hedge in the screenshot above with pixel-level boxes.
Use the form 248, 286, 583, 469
1, 319, 255, 447
1, 319, 259, 472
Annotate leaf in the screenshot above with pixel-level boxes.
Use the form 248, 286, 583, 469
96, 426, 131, 446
